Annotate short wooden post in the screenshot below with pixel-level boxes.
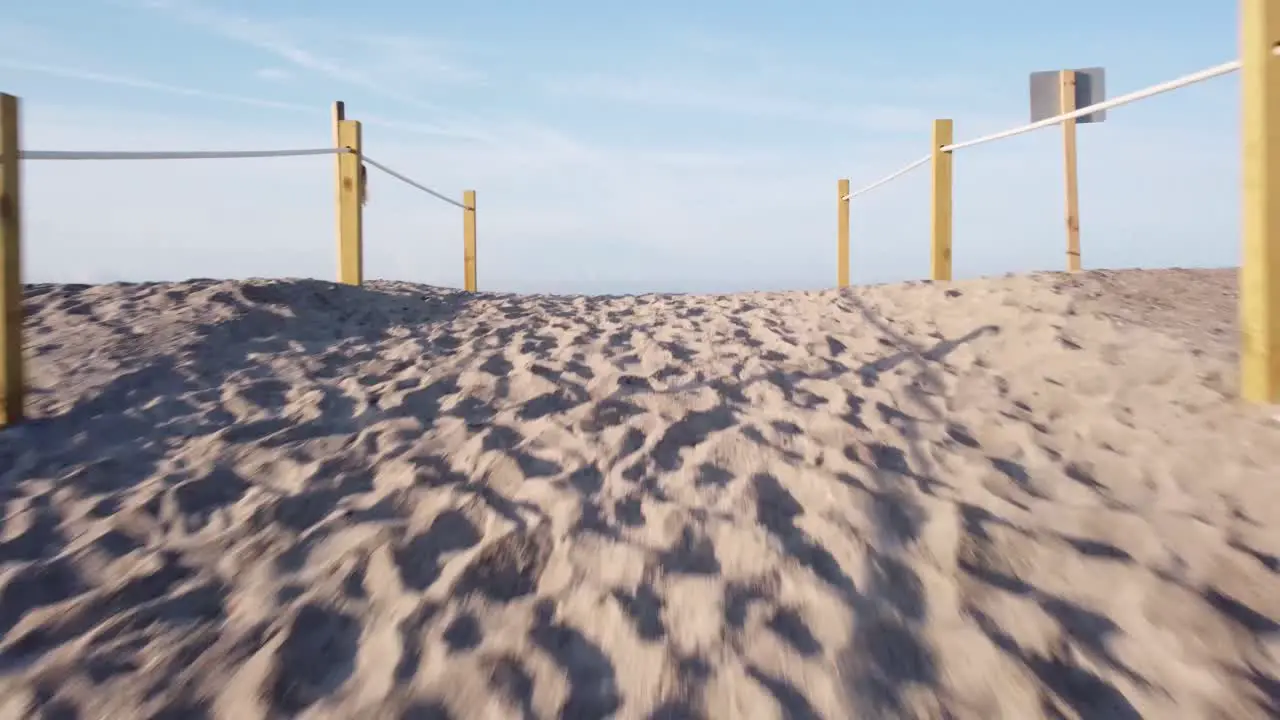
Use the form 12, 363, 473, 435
0, 94, 23, 427
336, 117, 364, 286
930, 119, 954, 282
1060, 70, 1082, 272
463, 190, 477, 292
1241, 0, 1280, 403
837, 178, 850, 289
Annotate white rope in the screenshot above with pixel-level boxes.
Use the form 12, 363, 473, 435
361, 155, 470, 210
842, 154, 930, 201
842, 54, 1261, 200
941, 59, 1243, 153
18, 147, 349, 161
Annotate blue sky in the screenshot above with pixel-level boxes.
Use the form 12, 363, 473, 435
0, 0, 1244, 294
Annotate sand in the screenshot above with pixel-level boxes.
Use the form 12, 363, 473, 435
1, 268, 1278, 719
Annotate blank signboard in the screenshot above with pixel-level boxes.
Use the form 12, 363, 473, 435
1030, 67, 1106, 123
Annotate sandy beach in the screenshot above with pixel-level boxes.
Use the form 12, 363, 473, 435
1, 268, 1278, 719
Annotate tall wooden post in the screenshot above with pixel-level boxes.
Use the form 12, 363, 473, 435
463, 190, 477, 292
336, 116, 364, 286
0, 94, 22, 427
837, 178, 850, 289
930, 119, 954, 282
1241, 0, 1280, 403
1060, 70, 1082, 272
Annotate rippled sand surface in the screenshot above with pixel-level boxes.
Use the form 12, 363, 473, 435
1, 268, 1278, 718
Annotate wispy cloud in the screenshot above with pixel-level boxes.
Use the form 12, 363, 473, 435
0, 58, 316, 113
128, 0, 630, 154
541, 73, 933, 132
608, 26, 1003, 115
0, 57, 491, 143
348, 33, 484, 88
529, 26, 965, 133
135, 0, 484, 123
0, 19, 84, 65
253, 67, 292, 82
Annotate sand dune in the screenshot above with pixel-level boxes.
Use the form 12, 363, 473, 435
1, 268, 1278, 718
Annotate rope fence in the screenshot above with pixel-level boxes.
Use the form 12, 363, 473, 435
0, 2, 1277, 426
841, 59, 1261, 203
0, 97, 478, 426
19, 147, 348, 161
835, 1, 1280, 406
362, 155, 471, 211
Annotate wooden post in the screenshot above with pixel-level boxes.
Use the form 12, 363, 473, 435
336, 117, 364, 286
1241, 0, 1280, 403
1060, 70, 1082, 272
0, 94, 22, 428
930, 119, 954, 282
463, 190, 477, 292
837, 178, 850, 289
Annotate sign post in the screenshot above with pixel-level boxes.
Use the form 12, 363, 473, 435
1030, 67, 1106, 271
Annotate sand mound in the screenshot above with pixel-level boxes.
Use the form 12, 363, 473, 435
1, 269, 1278, 718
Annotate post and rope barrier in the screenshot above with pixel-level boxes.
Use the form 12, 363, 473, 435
0, 97, 478, 426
